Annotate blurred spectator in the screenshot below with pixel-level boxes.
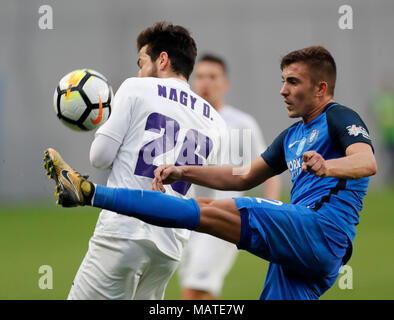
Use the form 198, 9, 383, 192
371, 74, 394, 183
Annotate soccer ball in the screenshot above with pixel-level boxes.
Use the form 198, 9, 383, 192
53, 69, 113, 131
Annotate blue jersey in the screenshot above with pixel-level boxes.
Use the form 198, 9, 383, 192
262, 102, 373, 241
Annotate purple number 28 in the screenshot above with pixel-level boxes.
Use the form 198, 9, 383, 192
134, 112, 213, 195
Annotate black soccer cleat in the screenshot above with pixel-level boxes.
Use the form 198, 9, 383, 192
43, 148, 94, 207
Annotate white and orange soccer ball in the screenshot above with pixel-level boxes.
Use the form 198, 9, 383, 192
53, 69, 113, 131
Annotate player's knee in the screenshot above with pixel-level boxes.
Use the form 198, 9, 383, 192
195, 197, 214, 208
196, 199, 227, 223
197, 203, 216, 224
195, 199, 216, 229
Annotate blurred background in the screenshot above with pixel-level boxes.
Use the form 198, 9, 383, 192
0, 0, 393, 299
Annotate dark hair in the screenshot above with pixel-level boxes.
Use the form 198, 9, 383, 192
198, 53, 228, 75
280, 46, 337, 96
137, 22, 197, 80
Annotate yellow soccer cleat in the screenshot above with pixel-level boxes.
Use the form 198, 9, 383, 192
43, 148, 94, 207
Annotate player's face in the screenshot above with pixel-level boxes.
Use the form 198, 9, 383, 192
280, 62, 317, 119
137, 45, 158, 78
192, 61, 229, 108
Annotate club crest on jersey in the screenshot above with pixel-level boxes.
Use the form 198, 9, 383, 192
307, 129, 319, 145
346, 124, 370, 139
296, 137, 306, 156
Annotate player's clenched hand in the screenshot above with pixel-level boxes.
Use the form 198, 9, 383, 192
302, 151, 329, 177
151, 165, 184, 193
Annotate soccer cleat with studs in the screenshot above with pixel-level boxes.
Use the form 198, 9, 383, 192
43, 148, 95, 207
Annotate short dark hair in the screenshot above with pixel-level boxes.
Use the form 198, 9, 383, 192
198, 53, 228, 75
137, 22, 197, 80
280, 46, 337, 96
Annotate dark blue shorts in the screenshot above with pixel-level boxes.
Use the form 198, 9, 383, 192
234, 197, 352, 300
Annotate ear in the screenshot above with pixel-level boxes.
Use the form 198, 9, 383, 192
157, 51, 170, 71
316, 81, 328, 97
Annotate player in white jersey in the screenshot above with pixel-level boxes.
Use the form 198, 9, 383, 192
67, 22, 228, 300
178, 54, 281, 300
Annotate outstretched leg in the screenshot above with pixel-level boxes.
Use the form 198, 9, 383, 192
92, 186, 241, 244
44, 148, 242, 244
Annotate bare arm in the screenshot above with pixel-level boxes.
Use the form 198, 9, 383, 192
151, 156, 277, 192
302, 142, 377, 179
262, 175, 281, 199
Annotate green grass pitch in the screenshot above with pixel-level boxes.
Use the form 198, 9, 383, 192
0, 186, 393, 299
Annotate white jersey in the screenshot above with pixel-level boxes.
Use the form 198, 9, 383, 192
92, 77, 228, 260
194, 104, 267, 200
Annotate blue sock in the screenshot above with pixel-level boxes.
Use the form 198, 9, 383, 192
92, 185, 200, 230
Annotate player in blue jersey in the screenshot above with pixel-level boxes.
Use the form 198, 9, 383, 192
44, 46, 377, 299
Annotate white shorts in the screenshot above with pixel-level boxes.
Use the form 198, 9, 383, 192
68, 234, 179, 300
178, 231, 238, 297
